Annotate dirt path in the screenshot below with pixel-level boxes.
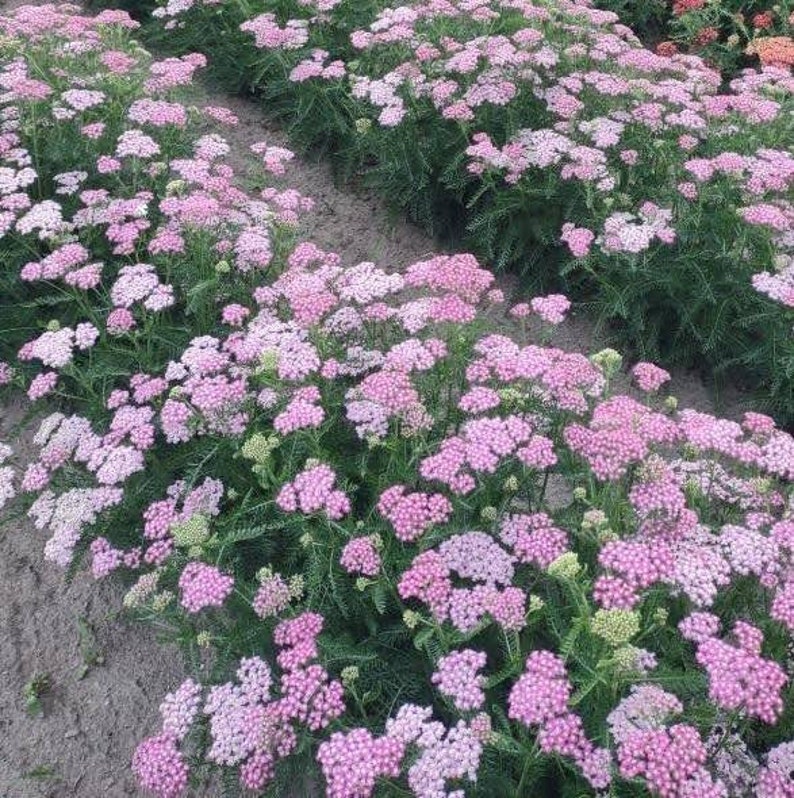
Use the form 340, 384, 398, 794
0, 401, 185, 798
209, 91, 435, 270
0, 4, 750, 797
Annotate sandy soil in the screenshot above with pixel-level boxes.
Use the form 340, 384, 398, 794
207, 91, 436, 270
0, 3, 751, 796
0, 401, 186, 798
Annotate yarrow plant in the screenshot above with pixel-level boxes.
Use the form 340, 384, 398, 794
4, 3, 794, 798
136, 0, 794, 420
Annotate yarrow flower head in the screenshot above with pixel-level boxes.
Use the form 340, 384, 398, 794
431, 649, 487, 711
132, 733, 189, 798
276, 462, 350, 519
531, 294, 571, 325
178, 562, 234, 613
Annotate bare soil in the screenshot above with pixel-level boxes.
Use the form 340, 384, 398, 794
0, 401, 185, 798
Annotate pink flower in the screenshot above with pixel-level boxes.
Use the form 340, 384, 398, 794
89, 537, 122, 579
632, 362, 671, 393
618, 724, 725, 798
107, 308, 136, 335
560, 223, 595, 257
178, 562, 234, 613
740, 203, 792, 231
252, 573, 291, 619
531, 294, 571, 325
757, 743, 794, 798
27, 371, 58, 401
509, 651, 610, 789
132, 734, 189, 798
318, 729, 404, 798
517, 435, 557, 468
378, 485, 452, 542
340, 537, 381, 576
277, 463, 350, 519
432, 649, 487, 711
241, 13, 309, 50
694, 623, 787, 723
0, 362, 13, 386
273, 388, 325, 435
96, 155, 121, 174
500, 513, 568, 568
458, 386, 501, 414
221, 303, 250, 326
509, 650, 571, 727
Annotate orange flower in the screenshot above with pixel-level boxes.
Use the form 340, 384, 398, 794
656, 41, 679, 57
748, 36, 794, 67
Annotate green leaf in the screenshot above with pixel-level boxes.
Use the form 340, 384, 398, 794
413, 626, 434, 651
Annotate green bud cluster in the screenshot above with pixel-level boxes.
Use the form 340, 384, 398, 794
341, 666, 360, 687
403, 610, 421, 630
590, 348, 622, 377
172, 514, 210, 548
547, 552, 581, 580
289, 574, 305, 600
241, 432, 279, 464
591, 609, 640, 647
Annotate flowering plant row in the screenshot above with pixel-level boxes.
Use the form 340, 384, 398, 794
596, 0, 793, 76
111, 0, 794, 420
4, 5, 794, 798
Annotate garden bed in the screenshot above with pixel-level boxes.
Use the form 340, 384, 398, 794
113, 0, 794, 420
1, 3, 794, 798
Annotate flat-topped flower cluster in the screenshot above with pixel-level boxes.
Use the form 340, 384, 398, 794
3, 4, 794, 798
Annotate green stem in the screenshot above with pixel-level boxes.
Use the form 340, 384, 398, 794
515, 751, 534, 796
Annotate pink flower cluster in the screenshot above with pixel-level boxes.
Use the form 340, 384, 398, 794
398, 530, 527, 633
317, 728, 404, 798
252, 573, 291, 619
757, 742, 794, 798
617, 724, 726, 798
595, 539, 674, 609
530, 293, 571, 325
132, 734, 189, 798
377, 485, 452, 542
420, 415, 534, 494
384, 704, 486, 798
276, 462, 350, 519
178, 562, 234, 613
632, 362, 671, 393
499, 513, 569, 569
111, 263, 175, 312
135, 615, 343, 796
565, 396, 680, 480
465, 333, 604, 414
241, 13, 309, 50
0, 443, 15, 512
340, 537, 381, 576
509, 651, 611, 789
431, 648, 487, 711
273, 386, 325, 435
561, 222, 595, 258
685, 618, 788, 723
